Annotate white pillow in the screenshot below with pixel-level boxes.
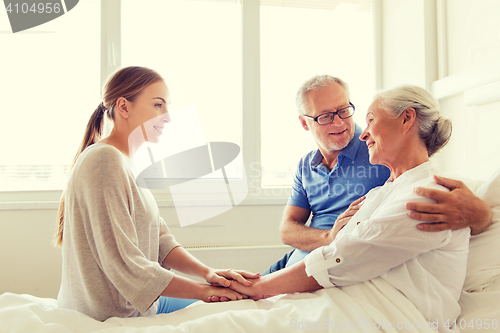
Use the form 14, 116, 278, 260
463, 168, 500, 292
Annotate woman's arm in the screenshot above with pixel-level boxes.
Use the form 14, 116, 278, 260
160, 274, 246, 302
228, 261, 322, 299
303, 208, 467, 289
162, 246, 259, 287
232, 213, 462, 298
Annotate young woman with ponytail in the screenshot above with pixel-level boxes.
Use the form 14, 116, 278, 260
55, 66, 257, 321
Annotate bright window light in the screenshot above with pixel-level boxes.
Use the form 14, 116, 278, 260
260, 0, 376, 187
121, 0, 242, 151
0, 0, 100, 191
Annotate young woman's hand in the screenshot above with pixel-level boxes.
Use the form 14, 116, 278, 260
205, 268, 260, 288
202, 284, 249, 303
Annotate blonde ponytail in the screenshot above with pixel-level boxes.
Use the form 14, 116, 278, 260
55, 103, 107, 247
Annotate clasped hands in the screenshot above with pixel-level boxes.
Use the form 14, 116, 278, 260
202, 268, 268, 303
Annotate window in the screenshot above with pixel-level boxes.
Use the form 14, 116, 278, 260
0, 0, 377, 204
121, 0, 242, 183
260, 0, 376, 187
121, 0, 242, 148
0, 0, 100, 192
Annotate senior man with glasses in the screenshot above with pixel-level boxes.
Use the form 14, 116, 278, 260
263, 75, 492, 274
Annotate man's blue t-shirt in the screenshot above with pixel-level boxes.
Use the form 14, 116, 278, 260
285, 124, 391, 266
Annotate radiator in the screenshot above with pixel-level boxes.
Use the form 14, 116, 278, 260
181, 245, 293, 280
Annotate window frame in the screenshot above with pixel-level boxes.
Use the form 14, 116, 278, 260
0, 0, 382, 210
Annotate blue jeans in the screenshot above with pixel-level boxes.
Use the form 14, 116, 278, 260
156, 297, 199, 314
261, 249, 295, 276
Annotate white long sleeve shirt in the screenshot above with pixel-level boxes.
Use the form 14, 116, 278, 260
57, 142, 180, 321
304, 161, 470, 332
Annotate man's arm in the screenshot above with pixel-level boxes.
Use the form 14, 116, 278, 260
279, 205, 331, 252
280, 197, 366, 252
406, 175, 492, 235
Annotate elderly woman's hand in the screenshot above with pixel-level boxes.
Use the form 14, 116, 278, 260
326, 196, 365, 244
406, 175, 492, 235
226, 278, 274, 301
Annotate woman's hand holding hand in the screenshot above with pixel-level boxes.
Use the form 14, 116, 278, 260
202, 284, 248, 303
205, 268, 261, 288
197, 267, 262, 302
227, 279, 274, 301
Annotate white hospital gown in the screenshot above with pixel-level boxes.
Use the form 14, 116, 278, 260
304, 161, 470, 333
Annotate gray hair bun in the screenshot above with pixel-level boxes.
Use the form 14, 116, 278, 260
375, 85, 452, 157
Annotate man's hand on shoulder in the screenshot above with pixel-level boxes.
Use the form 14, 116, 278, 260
406, 175, 491, 235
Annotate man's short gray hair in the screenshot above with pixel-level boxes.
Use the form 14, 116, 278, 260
295, 75, 351, 115
374, 85, 452, 157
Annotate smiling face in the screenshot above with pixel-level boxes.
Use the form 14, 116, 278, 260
127, 80, 171, 144
360, 101, 404, 168
299, 82, 355, 154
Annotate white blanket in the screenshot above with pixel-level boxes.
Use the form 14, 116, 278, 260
458, 279, 500, 333
0, 277, 437, 333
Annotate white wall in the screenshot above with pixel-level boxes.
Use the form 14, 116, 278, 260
1, 209, 62, 298
381, 0, 438, 89
380, 0, 500, 180
436, 0, 500, 180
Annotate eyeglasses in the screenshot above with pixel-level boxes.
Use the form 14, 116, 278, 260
302, 102, 355, 125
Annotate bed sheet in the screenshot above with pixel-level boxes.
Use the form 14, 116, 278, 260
458, 279, 500, 333
0, 277, 437, 333
3, 173, 500, 332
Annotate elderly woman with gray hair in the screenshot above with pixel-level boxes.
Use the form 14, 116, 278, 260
229, 85, 468, 333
